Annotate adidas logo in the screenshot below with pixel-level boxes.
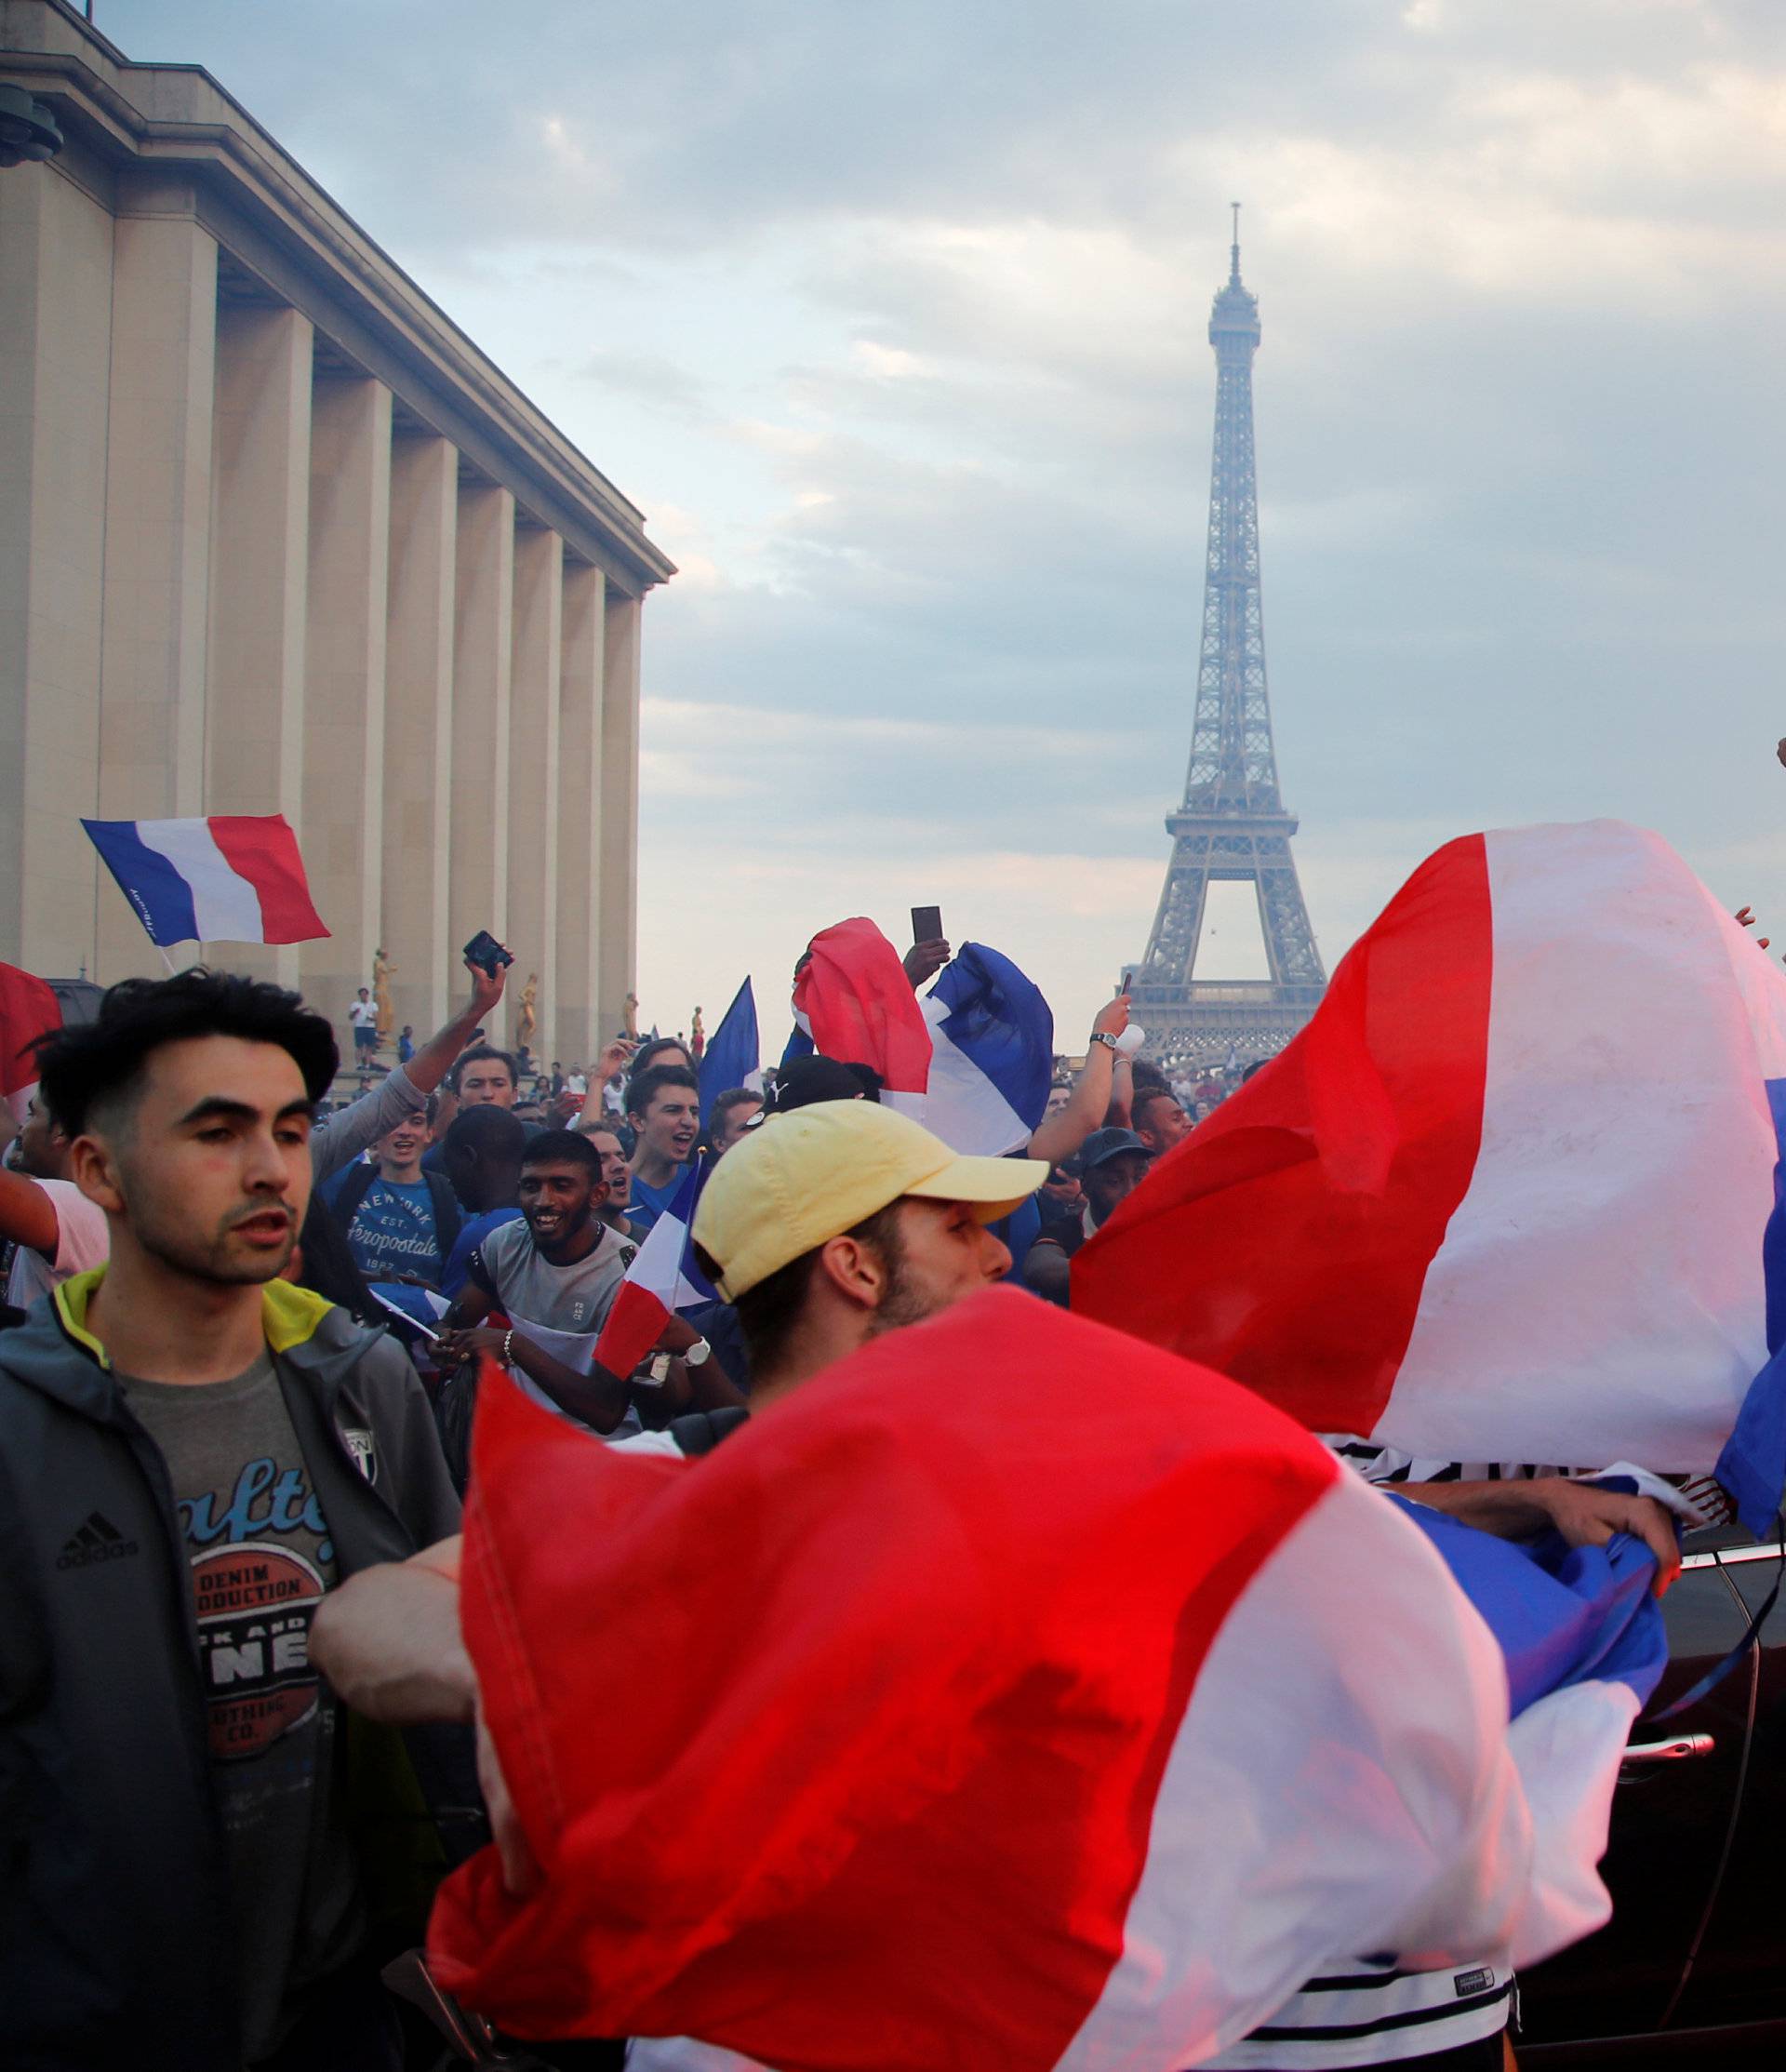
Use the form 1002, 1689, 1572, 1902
56, 1511, 140, 1571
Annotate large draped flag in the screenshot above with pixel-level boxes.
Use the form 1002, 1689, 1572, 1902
790, 917, 930, 1117
0, 962, 60, 1127
592, 1160, 715, 1381
83, 813, 328, 947
697, 979, 761, 1127
430, 1288, 1649, 2069
920, 941, 1055, 1156
1073, 819, 1786, 1531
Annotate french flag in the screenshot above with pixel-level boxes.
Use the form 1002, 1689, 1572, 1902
83, 814, 329, 948
592, 1160, 715, 1382
430, 1289, 1656, 2069
697, 979, 761, 1126
1075, 819, 1786, 1531
792, 917, 930, 1118
921, 940, 1055, 1156
0, 961, 60, 1126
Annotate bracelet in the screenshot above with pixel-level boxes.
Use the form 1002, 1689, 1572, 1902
502, 1329, 514, 1366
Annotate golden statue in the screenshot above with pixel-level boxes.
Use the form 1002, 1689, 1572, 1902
372, 948, 395, 1040
518, 972, 539, 1048
622, 991, 640, 1040
690, 1004, 705, 1059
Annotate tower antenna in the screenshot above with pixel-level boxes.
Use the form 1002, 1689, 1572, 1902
1230, 200, 1241, 282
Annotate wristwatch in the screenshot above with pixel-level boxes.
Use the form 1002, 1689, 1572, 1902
684, 1337, 713, 1369
1089, 1031, 1121, 1054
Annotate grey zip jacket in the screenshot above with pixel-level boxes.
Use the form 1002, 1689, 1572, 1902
0, 1271, 462, 2072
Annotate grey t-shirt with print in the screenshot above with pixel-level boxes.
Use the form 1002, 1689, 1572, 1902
120, 1352, 362, 2062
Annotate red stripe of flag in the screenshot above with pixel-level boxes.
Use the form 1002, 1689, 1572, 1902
428, 1288, 1337, 2061
795, 916, 930, 1096
1074, 831, 1494, 1438
0, 961, 60, 1118
206, 814, 330, 944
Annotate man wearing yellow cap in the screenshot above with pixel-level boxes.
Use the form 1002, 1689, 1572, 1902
311, 1102, 1046, 1707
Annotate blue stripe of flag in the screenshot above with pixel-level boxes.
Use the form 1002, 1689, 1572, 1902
1714, 1076, 1786, 1533
929, 942, 1055, 1135
698, 978, 760, 1128
1387, 1491, 1668, 1716
82, 819, 199, 946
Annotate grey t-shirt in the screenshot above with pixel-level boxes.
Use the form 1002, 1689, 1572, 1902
120, 1353, 362, 2062
464, 1215, 633, 1335
465, 1217, 640, 1435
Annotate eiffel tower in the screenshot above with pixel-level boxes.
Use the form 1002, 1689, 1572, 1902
1130, 210, 1326, 1069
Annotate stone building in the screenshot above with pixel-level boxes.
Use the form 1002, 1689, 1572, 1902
0, 0, 673, 1060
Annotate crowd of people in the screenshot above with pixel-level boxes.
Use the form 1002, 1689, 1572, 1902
0, 935, 1682, 2072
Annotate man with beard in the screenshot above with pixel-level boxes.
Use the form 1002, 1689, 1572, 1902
0, 970, 461, 2072
314, 1101, 1046, 1708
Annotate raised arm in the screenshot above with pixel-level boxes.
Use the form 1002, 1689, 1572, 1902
1027, 993, 1130, 1169
310, 956, 508, 1184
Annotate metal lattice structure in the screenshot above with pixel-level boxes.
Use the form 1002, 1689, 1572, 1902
1130, 213, 1326, 1070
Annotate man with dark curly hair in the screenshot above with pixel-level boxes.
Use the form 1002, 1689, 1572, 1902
0, 969, 461, 2072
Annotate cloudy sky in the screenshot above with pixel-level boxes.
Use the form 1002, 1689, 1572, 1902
103, 0, 1786, 1049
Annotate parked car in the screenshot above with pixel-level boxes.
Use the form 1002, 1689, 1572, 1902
1519, 1517, 1786, 2061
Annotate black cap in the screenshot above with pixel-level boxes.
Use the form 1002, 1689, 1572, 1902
1078, 1126, 1149, 1171
766, 1053, 883, 1113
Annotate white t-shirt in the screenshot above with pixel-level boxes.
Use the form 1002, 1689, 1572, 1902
348, 999, 377, 1030
5, 1178, 110, 1309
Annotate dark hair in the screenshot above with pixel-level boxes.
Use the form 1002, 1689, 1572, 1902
36, 969, 338, 1137
442, 1104, 527, 1161
1132, 1086, 1179, 1130
449, 1044, 518, 1093
520, 1128, 604, 1179
626, 1062, 699, 1119
294, 1193, 378, 1324
1128, 1057, 1170, 1097
708, 1088, 762, 1132
630, 1036, 691, 1082
728, 1200, 904, 1376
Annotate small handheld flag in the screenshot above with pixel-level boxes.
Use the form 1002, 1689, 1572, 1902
83, 814, 329, 948
592, 1160, 715, 1380
0, 961, 60, 1126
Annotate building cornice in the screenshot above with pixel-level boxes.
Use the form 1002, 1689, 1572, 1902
0, 0, 675, 595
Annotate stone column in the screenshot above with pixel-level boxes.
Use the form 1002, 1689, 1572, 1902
383, 434, 459, 1041
95, 194, 218, 983
598, 590, 642, 1045
207, 300, 314, 986
301, 373, 392, 1031
450, 480, 514, 1042
554, 559, 606, 1064
506, 524, 563, 1072
0, 158, 113, 978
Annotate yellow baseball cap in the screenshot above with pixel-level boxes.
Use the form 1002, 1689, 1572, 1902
693, 1099, 1047, 1300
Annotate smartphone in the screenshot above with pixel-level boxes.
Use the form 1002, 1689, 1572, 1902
911, 905, 943, 944
463, 929, 514, 979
